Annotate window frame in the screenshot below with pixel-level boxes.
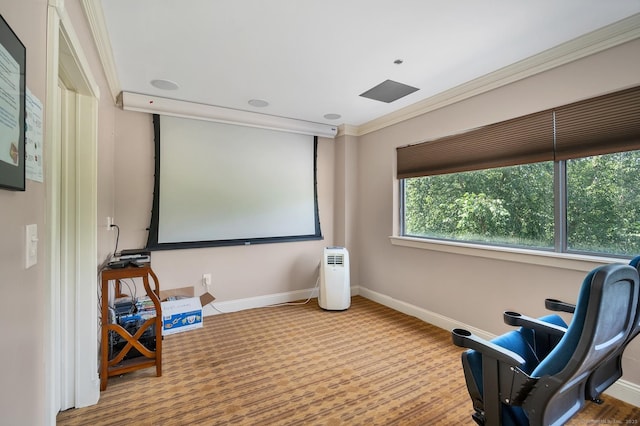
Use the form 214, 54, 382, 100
397, 153, 636, 262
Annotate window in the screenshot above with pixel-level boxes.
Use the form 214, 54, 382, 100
566, 150, 640, 256
398, 86, 640, 258
402, 150, 640, 257
403, 162, 554, 249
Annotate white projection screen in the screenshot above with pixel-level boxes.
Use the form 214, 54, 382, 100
146, 114, 322, 250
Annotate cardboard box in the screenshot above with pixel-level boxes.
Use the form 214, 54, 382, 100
161, 297, 202, 335
159, 286, 194, 300
159, 287, 215, 336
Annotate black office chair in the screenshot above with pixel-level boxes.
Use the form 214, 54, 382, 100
452, 263, 639, 425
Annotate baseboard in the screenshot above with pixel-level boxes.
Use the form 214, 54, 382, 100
202, 288, 316, 315
356, 286, 640, 407
202, 285, 361, 316
357, 286, 495, 340
602, 378, 640, 406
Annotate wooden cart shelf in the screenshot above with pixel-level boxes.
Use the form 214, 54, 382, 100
100, 264, 162, 391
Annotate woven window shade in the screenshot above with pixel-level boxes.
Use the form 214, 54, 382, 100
555, 86, 640, 160
396, 111, 554, 179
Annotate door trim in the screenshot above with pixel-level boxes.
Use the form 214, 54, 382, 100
45, 1, 100, 422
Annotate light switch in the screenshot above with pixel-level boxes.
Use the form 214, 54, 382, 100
26, 224, 38, 269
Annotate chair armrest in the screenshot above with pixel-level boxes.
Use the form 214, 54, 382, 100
453, 327, 537, 422
452, 328, 526, 365
545, 298, 576, 313
503, 311, 567, 338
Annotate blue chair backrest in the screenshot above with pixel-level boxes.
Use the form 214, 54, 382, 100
526, 264, 639, 425
584, 255, 640, 399
532, 269, 597, 377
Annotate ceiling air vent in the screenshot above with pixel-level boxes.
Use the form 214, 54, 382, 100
359, 79, 419, 103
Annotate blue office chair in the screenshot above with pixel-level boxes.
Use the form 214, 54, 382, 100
504, 312, 568, 362
452, 263, 639, 426
459, 312, 569, 425
537, 255, 640, 402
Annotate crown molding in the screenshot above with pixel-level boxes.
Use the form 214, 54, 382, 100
337, 124, 360, 137
355, 13, 640, 136
81, 0, 121, 103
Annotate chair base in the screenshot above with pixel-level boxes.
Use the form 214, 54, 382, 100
472, 411, 485, 425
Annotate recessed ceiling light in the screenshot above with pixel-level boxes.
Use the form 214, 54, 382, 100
323, 113, 341, 120
150, 79, 179, 90
248, 99, 269, 107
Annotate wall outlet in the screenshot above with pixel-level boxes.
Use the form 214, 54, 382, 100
106, 216, 114, 229
203, 273, 212, 287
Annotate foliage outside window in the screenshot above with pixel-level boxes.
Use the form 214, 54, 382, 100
403, 150, 640, 257
403, 162, 554, 249
566, 150, 640, 256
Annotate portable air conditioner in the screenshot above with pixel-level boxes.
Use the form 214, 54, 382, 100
318, 247, 351, 310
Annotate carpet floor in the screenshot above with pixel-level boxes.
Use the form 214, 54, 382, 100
57, 296, 640, 425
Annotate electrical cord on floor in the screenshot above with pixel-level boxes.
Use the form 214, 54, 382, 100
267, 273, 320, 307
208, 303, 230, 314
205, 273, 321, 314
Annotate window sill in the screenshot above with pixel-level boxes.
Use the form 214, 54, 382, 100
389, 236, 626, 272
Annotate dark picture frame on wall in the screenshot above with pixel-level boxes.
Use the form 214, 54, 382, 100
0, 14, 26, 191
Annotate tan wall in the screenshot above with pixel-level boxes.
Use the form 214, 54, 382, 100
355, 39, 640, 387
0, 0, 117, 423
112, 109, 336, 300
0, 2, 48, 424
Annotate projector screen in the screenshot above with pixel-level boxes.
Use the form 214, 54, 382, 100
146, 114, 322, 250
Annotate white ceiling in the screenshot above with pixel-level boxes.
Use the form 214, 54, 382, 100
94, 0, 640, 130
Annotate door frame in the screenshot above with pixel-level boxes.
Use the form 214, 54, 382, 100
45, 1, 100, 422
